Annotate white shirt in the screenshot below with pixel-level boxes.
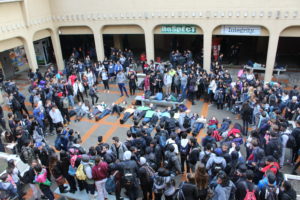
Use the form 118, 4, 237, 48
166, 138, 179, 154
49, 109, 63, 123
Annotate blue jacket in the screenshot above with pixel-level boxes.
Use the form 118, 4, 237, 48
114, 64, 123, 74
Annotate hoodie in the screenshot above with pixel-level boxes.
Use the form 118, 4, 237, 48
206, 156, 226, 175
212, 181, 236, 200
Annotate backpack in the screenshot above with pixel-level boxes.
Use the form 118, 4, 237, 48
201, 152, 211, 165
122, 165, 135, 188
68, 165, 76, 176
142, 165, 155, 182
243, 184, 256, 200
212, 161, 223, 175
89, 88, 95, 96
272, 139, 282, 160
62, 97, 69, 109
76, 164, 87, 181
183, 116, 191, 129
285, 134, 297, 149
54, 136, 62, 151
174, 183, 186, 200
105, 171, 118, 193
153, 176, 165, 193
179, 143, 189, 155
265, 185, 279, 200
20, 147, 30, 164
159, 135, 167, 149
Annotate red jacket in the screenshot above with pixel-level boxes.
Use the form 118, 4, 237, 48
92, 161, 108, 181
261, 162, 280, 174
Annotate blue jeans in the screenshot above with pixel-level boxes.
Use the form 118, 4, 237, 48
118, 83, 128, 96
96, 109, 111, 119
143, 117, 151, 123
181, 86, 187, 99
68, 95, 75, 107
193, 122, 204, 135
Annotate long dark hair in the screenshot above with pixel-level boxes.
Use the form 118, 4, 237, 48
195, 163, 209, 190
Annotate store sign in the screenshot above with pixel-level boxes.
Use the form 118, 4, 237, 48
161, 25, 197, 34
221, 25, 261, 36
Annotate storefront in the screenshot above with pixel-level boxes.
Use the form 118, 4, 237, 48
102, 25, 146, 60
153, 24, 203, 63
212, 25, 269, 65
276, 26, 300, 69
0, 37, 29, 79
58, 26, 97, 61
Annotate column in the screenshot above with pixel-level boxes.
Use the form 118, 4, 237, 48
203, 29, 212, 72
113, 35, 123, 50
145, 30, 154, 62
265, 32, 280, 82
24, 37, 38, 72
93, 31, 105, 61
50, 32, 64, 70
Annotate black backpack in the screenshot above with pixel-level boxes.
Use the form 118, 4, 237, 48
20, 147, 30, 163
179, 143, 189, 155
272, 139, 282, 160
285, 134, 297, 149
183, 116, 191, 128
212, 161, 223, 175
265, 185, 279, 200
174, 183, 186, 200
122, 165, 135, 188
201, 152, 211, 165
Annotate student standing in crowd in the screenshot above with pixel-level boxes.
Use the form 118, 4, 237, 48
1, 46, 300, 200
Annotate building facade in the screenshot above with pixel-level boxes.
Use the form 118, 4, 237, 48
0, 0, 300, 83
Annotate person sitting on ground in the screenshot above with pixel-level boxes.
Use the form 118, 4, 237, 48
74, 101, 89, 122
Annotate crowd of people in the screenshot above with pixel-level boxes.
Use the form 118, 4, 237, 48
0, 46, 298, 200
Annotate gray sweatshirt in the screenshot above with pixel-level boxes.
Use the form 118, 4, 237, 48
116, 73, 126, 84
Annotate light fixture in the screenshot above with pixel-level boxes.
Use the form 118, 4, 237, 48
259, 11, 264, 17
185, 12, 189, 17
165, 12, 168, 17
192, 12, 196, 17
228, 11, 232, 17
177, 12, 182, 17
244, 12, 248, 17
213, 12, 218, 17
58, 29, 62, 35
171, 12, 175, 17
199, 12, 202, 17
221, 12, 225, 17
284, 11, 289, 18
268, 11, 272, 17
206, 11, 210, 18
152, 12, 155, 17
276, 10, 280, 19
293, 11, 298, 18
236, 11, 240, 17
144, 12, 149, 19
252, 12, 256, 17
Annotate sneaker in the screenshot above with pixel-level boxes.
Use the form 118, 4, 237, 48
120, 119, 124, 124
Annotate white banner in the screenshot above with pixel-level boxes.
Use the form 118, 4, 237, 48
221, 25, 261, 36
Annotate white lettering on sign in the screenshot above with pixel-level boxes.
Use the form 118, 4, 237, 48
221, 25, 261, 36
161, 25, 197, 34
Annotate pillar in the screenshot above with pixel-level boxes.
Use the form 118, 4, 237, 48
24, 38, 38, 72
203, 29, 212, 72
145, 30, 154, 62
265, 32, 280, 82
93, 31, 105, 61
50, 32, 64, 70
113, 35, 123, 50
